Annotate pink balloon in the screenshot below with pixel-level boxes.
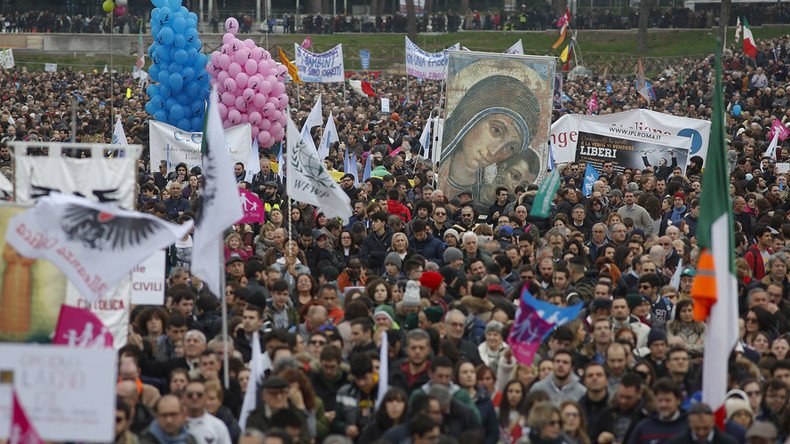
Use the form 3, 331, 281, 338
211, 52, 220, 64
217, 70, 230, 84
251, 126, 260, 139
221, 92, 235, 106
250, 47, 263, 62
257, 61, 270, 75
277, 112, 287, 126
277, 96, 287, 111
248, 75, 262, 91
258, 131, 271, 147
228, 62, 242, 78
261, 50, 271, 60
218, 54, 231, 69
225, 17, 239, 35
243, 88, 255, 103
253, 93, 268, 109
270, 121, 283, 135
263, 102, 276, 116
240, 114, 249, 124
235, 96, 248, 112
218, 103, 228, 119
248, 111, 262, 125
260, 119, 272, 131
244, 39, 256, 49
275, 127, 285, 141
235, 72, 249, 89
228, 109, 241, 125
244, 59, 258, 76
221, 44, 231, 56
222, 33, 235, 45
272, 82, 285, 96
234, 49, 249, 65
258, 80, 272, 95
223, 78, 237, 93
206, 63, 220, 76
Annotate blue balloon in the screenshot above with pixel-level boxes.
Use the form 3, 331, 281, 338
177, 94, 191, 106
157, 27, 174, 46
146, 84, 161, 98
148, 64, 160, 80
186, 81, 200, 98
177, 118, 191, 130
168, 62, 182, 74
177, 5, 188, 15
158, 7, 172, 26
152, 0, 167, 7
194, 53, 207, 69
154, 110, 167, 122
151, 23, 161, 38
732, 104, 742, 117
170, 104, 185, 121
182, 66, 195, 83
169, 72, 184, 91
158, 69, 171, 84
191, 117, 203, 131
160, 84, 172, 98
145, 101, 157, 115
173, 34, 186, 49
184, 28, 199, 45
156, 46, 170, 63
191, 100, 204, 117
147, 43, 157, 59
188, 12, 198, 22
172, 17, 187, 34
173, 49, 188, 65
187, 18, 197, 29
165, 98, 178, 110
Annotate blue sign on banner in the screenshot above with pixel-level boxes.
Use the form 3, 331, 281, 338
359, 49, 371, 71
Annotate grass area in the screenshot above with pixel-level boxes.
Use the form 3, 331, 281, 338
12, 25, 790, 72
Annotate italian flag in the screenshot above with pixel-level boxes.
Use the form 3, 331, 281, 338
743, 18, 757, 59
690, 49, 740, 426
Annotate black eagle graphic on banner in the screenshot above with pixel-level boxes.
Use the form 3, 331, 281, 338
196, 145, 218, 227
60, 205, 161, 251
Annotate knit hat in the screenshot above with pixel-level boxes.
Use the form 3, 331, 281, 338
485, 320, 504, 336
402, 280, 421, 307
443, 247, 463, 265
497, 226, 513, 237
674, 192, 685, 201
627, 182, 639, 193
647, 329, 667, 346
404, 312, 419, 329
626, 293, 643, 310
746, 422, 778, 440
610, 189, 623, 198
385, 252, 403, 269
444, 228, 460, 242
374, 305, 396, 324
423, 306, 444, 324
420, 271, 444, 292
725, 397, 753, 420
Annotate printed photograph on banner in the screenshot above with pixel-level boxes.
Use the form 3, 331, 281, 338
438, 51, 555, 213
0, 205, 66, 343
575, 120, 692, 177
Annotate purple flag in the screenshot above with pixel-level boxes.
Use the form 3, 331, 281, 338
507, 296, 554, 366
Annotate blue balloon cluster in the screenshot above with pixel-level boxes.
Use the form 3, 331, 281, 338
144, 0, 210, 131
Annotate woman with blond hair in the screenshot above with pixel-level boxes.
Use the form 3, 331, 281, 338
559, 400, 590, 444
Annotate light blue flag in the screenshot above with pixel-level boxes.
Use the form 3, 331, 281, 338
605, 80, 612, 94
350, 152, 359, 187
582, 163, 599, 197
362, 152, 373, 181
359, 49, 371, 70
548, 141, 556, 172
521, 287, 584, 340
419, 117, 432, 159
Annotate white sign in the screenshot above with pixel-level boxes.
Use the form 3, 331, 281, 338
0, 344, 116, 442
66, 278, 131, 349
131, 251, 166, 305
44, 63, 57, 72
550, 109, 711, 165
294, 44, 345, 83
381, 98, 390, 113
149, 121, 252, 173
0, 49, 14, 69
15, 155, 138, 210
504, 39, 524, 55
405, 37, 459, 81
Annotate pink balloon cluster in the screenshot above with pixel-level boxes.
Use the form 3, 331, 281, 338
206, 17, 288, 148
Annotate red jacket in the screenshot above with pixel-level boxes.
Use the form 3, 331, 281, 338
387, 199, 412, 222
744, 243, 771, 280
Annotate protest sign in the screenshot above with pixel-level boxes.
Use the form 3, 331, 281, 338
405, 37, 459, 81
238, 189, 265, 224
0, 49, 13, 69
0, 343, 116, 442
65, 278, 130, 349
575, 120, 692, 174
381, 98, 390, 113
53, 305, 114, 347
131, 251, 167, 305
550, 109, 710, 165
44, 63, 57, 72
149, 121, 252, 173
294, 44, 345, 83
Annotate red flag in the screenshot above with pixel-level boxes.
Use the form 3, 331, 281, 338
556, 7, 570, 28
362, 80, 377, 97
10, 389, 44, 444
53, 305, 114, 348
301, 35, 313, 49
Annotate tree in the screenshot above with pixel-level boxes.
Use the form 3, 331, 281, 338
637, 0, 652, 54
407, 0, 417, 39
719, 0, 731, 52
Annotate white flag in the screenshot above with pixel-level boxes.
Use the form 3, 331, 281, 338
349, 80, 366, 97
5, 194, 192, 302
245, 138, 261, 182
301, 94, 323, 152
112, 117, 128, 146
317, 111, 339, 161
191, 86, 244, 297
735, 17, 742, 43
765, 130, 780, 161
670, 258, 683, 290
419, 117, 433, 159
505, 39, 524, 55
376, 331, 389, 409
238, 331, 272, 429
287, 115, 352, 223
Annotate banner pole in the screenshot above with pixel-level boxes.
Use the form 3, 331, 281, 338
297, 83, 301, 109
219, 237, 230, 389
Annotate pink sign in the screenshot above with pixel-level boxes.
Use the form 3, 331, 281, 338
238, 188, 265, 224
771, 118, 790, 141
10, 390, 44, 444
507, 299, 554, 366
53, 305, 114, 348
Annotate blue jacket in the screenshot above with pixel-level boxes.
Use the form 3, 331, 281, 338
627, 411, 688, 444
360, 227, 393, 271
474, 391, 499, 444
408, 233, 446, 266
164, 197, 191, 219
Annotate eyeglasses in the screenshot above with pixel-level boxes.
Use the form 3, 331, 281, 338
563, 411, 580, 418
435, 212, 446, 216
186, 391, 204, 399
746, 317, 758, 323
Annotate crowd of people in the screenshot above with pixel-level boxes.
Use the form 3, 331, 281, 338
7, 17, 790, 444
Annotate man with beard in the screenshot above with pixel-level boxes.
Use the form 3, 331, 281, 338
627, 379, 688, 444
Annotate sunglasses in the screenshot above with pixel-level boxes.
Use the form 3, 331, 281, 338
186, 391, 204, 399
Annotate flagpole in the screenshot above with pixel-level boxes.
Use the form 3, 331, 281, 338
219, 239, 230, 389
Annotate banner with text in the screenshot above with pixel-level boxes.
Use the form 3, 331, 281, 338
405, 37, 459, 81
294, 44, 345, 83
131, 251, 166, 305
551, 109, 710, 165
575, 120, 692, 175
0, 344, 116, 442
149, 121, 252, 173
0, 49, 14, 69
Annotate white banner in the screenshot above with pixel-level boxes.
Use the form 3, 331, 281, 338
0, 344, 116, 442
15, 156, 138, 210
405, 37, 458, 81
131, 251, 166, 305
381, 98, 390, 113
44, 63, 57, 72
504, 39, 524, 55
0, 49, 14, 69
294, 44, 345, 83
550, 109, 711, 165
66, 278, 131, 349
148, 121, 253, 173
